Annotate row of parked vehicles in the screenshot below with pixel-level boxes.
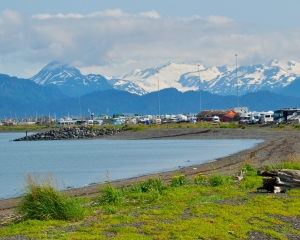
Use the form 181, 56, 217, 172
238, 111, 274, 124
238, 108, 300, 124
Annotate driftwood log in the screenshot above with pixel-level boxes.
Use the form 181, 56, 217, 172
257, 169, 300, 193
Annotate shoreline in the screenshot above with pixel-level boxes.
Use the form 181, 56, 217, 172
1, 128, 300, 215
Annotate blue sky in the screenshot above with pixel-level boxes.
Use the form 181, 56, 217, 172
1, 0, 300, 78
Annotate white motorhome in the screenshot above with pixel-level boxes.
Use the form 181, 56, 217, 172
176, 114, 188, 122
260, 111, 274, 123
239, 112, 252, 124
251, 112, 263, 124
212, 116, 220, 123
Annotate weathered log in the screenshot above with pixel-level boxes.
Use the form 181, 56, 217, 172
257, 169, 300, 193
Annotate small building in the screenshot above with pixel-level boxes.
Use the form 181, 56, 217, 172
223, 110, 239, 122
196, 109, 239, 122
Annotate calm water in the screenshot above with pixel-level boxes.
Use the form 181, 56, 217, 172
0, 132, 263, 199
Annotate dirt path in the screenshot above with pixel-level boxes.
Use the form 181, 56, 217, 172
1, 128, 299, 217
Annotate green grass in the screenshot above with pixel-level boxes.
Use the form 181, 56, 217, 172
0, 124, 56, 132
264, 153, 300, 171
2, 161, 300, 239
16, 173, 84, 221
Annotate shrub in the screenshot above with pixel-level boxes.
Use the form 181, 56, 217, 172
208, 174, 234, 187
131, 177, 165, 194
17, 173, 84, 221
99, 183, 124, 205
239, 176, 262, 190
194, 172, 208, 185
171, 174, 187, 187
240, 163, 257, 176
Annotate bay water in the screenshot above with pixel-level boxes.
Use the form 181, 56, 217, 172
0, 132, 263, 199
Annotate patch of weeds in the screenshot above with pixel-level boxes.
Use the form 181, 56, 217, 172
125, 124, 148, 132
130, 177, 165, 194
208, 174, 234, 187
240, 163, 258, 176
99, 183, 124, 205
264, 153, 300, 170
171, 174, 188, 187
194, 172, 208, 185
17, 173, 84, 221
239, 176, 263, 190
294, 124, 300, 130
286, 188, 300, 197
103, 206, 117, 215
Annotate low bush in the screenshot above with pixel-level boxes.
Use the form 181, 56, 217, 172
239, 176, 262, 190
17, 173, 84, 221
194, 172, 208, 185
171, 174, 188, 187
99, 183, 124, 205
208, 174, 234, 187
240, 163, 258, 176
130, 177, 165, 194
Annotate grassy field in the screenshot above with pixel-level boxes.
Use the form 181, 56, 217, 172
1, 120, 300, 133
1, 159, 300, 239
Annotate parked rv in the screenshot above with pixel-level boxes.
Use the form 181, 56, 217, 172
260, 111, 274, 123
251, 112, 263, 124
239, 112, 251, 124
273, 108, 300, 123
212, 116, 220, 123
176, 114, 188, 122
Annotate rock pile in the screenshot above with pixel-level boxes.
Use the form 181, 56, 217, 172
13, 126, 124, 141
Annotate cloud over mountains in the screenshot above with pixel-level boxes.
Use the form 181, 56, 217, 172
0, 8, 300, 79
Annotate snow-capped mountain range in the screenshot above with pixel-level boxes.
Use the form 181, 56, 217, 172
30, 61, 113, 97
30, 60, 300, 97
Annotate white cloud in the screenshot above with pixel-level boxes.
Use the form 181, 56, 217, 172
0, 9, 22, 24
138, 11, 160, 19
32, 13, 84, 20
1, 9, 300, 78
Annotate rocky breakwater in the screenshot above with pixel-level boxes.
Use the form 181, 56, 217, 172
13, 126, 124, 141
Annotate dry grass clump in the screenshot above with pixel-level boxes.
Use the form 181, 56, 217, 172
17, 173, 84, 221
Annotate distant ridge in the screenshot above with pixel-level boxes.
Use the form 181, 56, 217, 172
30, 60, 300, 98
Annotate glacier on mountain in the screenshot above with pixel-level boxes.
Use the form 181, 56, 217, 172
30, 60, 300, 97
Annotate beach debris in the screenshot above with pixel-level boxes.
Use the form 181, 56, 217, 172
257, 169, 300, 193
234, 170, 246, 181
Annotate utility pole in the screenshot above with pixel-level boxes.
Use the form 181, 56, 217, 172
235, 54, 239, 108
157, 71, 160, 118
197, 64, 202, 113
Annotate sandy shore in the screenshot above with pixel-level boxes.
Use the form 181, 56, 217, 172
1, 127, 300, 216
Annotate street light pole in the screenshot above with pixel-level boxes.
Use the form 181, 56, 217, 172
235, 54, 239, 108
197, 64, 202, 113
157, 71, 160, 118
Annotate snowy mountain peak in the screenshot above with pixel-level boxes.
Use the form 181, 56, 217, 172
30, 59, 300, 97
30, 61, 112, 97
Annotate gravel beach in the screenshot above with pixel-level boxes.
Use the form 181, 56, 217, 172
1, 127, 300, 216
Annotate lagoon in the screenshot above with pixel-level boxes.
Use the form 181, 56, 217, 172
0, 132, 263, 199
